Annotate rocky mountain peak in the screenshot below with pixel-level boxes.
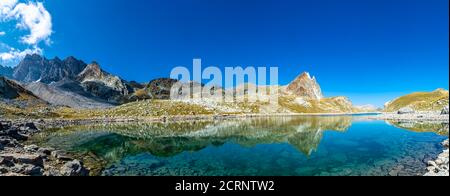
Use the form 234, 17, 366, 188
77, 62, 104, 79
434, 88, 449, 94
286, 72, 324, 100
76, 61, 133, 103
24, 53, 44, 61
12, 54, 87, 83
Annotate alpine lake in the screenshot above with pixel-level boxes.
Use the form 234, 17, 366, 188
30, 115, 449, 176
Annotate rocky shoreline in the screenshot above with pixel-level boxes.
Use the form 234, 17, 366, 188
425, 139, 449, 176
367, 112, 449, 122
0, 121, 89, 176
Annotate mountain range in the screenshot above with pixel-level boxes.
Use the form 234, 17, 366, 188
2, 54, 137, 108
5, 54, 435, 116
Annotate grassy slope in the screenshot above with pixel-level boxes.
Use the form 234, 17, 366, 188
385, 89, 449, 112
54, 100, 216, 119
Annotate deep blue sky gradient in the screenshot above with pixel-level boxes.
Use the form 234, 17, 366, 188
4, 0, 450, 106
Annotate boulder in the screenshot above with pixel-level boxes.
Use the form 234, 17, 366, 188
51, 150, 73, 162
60, 160, 89, 176
443, 139, 449, 148
441, 105, 449, 115
0, 136, 20, 148
24, 145, 40, 152
1, 153, 44, 167
0, 129, 28, 141
0, 166, 8, 174
37, 147, 54, 156
0, 156, 14, 167
10, 164, 44, 176
397, 107, 415, 114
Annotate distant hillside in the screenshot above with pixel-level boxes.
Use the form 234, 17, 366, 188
384, 89, 449, 112
0, 76, 40, 100
0, 77, 49, 118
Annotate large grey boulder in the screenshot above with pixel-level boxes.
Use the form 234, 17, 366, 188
441, 105, 449, 115
60, 160, 89, 176
398, 107, 415, 114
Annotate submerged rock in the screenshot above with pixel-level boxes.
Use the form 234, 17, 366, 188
424, 139, 449, 176
1, 121, 90, 176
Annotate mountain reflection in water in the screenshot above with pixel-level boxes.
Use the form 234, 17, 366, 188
32, 116, 448, 176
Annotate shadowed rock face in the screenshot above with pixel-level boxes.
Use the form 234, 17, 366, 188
76, 62, 133, 103
12, 54, 87, 83
0, 65, 13, 78
0, 77, 38, 100
146, 78, 179, 99
286, 72, 323, 100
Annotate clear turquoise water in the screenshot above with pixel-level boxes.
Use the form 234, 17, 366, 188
33, 116, 448, 176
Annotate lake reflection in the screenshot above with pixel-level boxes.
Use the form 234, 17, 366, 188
33, 116, 448, 176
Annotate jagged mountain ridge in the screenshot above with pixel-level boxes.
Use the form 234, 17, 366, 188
10, 54, 134, 106
286, 72, 323, 100
6, 54, 356, 113
12, 54, 87, 83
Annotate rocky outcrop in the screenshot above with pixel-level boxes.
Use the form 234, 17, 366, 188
398, 107, 415, 114
442, 105, 449, 115
60, 160, 89, 176
425, 139, 449, 176
286, 72, 323, 100
145, 78, 179, 99
12, 54, 87, 83
0, 121, 90, 176
76, 62, 133, 103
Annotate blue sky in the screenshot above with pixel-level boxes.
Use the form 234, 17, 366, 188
1, 0, 448, 107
